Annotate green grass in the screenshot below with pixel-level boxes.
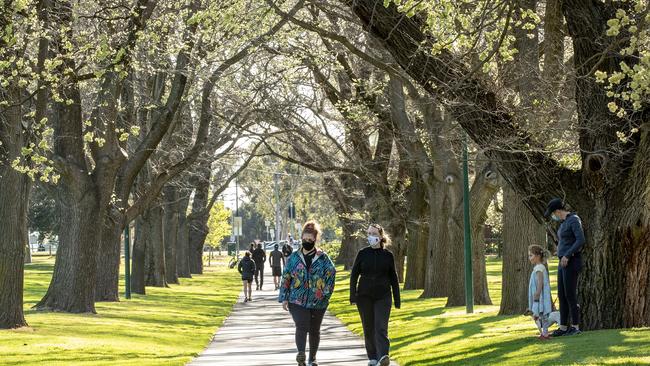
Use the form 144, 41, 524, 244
328, 257, 650, 366
0, 256, 240, 366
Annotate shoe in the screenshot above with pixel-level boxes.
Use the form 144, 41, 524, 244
368, 360, 378, 366
308, 360, 319, 366
296, 352, 306, 366
243, 298, 248, 303
538, 334, 550, 340
379, 355, 390, 366
550, 328, 568, 337
565, 327, 582, 336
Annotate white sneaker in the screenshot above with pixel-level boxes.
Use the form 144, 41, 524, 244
379, 355, 390, 366
368, 360, 378, 366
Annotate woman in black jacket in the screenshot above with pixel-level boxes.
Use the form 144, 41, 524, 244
238, 251, 256, 302
350, 224, 401, 366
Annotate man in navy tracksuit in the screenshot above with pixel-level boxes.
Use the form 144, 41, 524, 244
544, 198, 585, 336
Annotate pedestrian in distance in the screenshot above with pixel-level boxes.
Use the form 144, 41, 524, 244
238, 251, 256, 302
283, 239, 294, 258
270, 243, 285, 290
279, 221, 336, 366
252, 243, 267, 290
350, 224, 401, 366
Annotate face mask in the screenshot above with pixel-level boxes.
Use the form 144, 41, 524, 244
551, 214, 561, 222
302, 240, 315, 251
368, 235, 381, 248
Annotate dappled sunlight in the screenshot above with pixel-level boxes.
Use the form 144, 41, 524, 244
0, 257, 240, 366
329, 262, 650, 365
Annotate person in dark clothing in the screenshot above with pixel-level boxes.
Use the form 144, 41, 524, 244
350, 224, 401, 366
270, 244, 285, 290
252, 243, 267, 290
282, 240, 294, 258
544, 198, 585, 337
238, 251, 256, 302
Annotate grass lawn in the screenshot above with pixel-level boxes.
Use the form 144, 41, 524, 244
0, 255, 240, 366
328, 257, 650, 366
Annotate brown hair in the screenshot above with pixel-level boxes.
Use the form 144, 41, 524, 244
302, 220, 321, 241
244, 251, 251, 257
370, 223, 392, 249
528, 244, 550, 263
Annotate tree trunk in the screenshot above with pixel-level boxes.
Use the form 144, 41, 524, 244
24, 231, 32, 264
176, 190, 192, 278
404, 219, 428, 290
35, 178, 101, 313
336, 217, 363, 269
131, 215, 146, 295
144, 206, 167, 287
421, 182, 451, 298
499, 186, 545, 315
95, 222, 122, 301
388, 220, 407, 282
163, 185, 179, 284
0, 88, 31, 327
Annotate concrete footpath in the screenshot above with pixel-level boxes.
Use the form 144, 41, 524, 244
188, 265, 399, 366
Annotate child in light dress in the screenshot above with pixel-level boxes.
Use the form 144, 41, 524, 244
528, 244, 553, 340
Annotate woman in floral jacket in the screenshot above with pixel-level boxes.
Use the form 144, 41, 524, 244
279, 221, 336, 366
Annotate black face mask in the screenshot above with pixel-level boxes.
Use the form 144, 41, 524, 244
302, 240, 315, 251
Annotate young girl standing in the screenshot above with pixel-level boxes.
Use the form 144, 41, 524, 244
528, 244, 553, 340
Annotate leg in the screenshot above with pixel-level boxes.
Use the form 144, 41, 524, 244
254, 268, 259, 289
557, 266, 569, 328
565, 258, 581, 328
248, 280, 252, 299
259, 267, 264, 289
289, 304, 309, 354
356, 296, 377, 361
308, 308, 326, 362
242, 280, 247, 300
374, 296, 392, 359
539, 314, 549, 336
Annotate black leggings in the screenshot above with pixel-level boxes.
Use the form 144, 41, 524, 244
357, 295, 392, 360
288, 303, 326, 362
254, 264, 264, 287
558, 256, 582, 326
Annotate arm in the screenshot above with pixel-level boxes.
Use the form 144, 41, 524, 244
565, 216, 586, 257
534, 271, 543, 301
388, 252, 401, 309
349, 251, 361, 304
323, 256, 337, 300
238, 260, 243, 274
278, 258, 292, 303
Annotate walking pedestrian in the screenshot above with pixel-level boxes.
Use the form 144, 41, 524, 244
279, 221, 336, 366
544, 198, 584, 336
252, 243, 267, 290
283, 239, 294, 258
238, 251, 256, 302
350, 224, 401, 366
270, 244, 285, 290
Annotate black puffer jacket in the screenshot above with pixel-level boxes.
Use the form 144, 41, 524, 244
238, 256, 256, 280
350, 247, 401, 308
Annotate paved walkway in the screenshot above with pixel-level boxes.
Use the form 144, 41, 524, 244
188, 265, 398, 366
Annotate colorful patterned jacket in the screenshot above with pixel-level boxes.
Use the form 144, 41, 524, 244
278, 249, 336, 309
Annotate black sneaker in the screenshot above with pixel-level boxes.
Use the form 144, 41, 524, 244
379, 355, 391, 366
565, 327, 582, 336
551, 328, 568, 337
296, 352, 306, 366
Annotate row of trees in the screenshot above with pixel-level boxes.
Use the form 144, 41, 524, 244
2, 0, 648, 332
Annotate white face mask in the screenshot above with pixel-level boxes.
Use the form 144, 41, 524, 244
368, 235, 381, 248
